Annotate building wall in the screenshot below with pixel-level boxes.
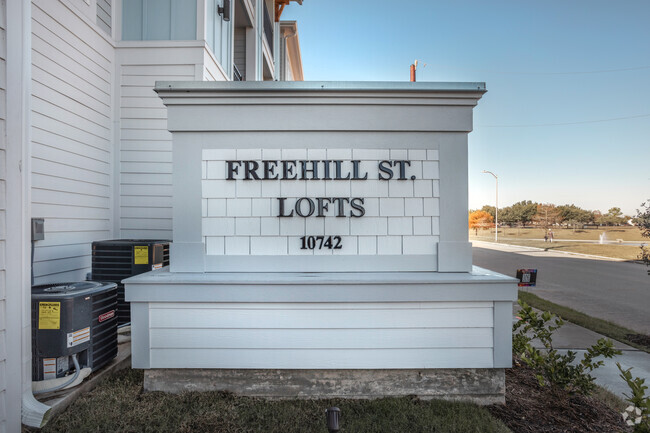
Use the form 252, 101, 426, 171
117, 43, 226, 240
201, 148, 441, 257
0, 0, 7, 428
146, 301, 494, 368
30, 0, 115, 284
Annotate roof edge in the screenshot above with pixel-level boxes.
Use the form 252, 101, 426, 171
154, 81, 487, 93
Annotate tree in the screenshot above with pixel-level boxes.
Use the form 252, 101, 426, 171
468, 210, 494, 235
636, 200, 650, 275
599, 207, 627, 226
481, 205, 496, 220
635, 200, 650, 237
557, 204, 595, 229
533, 203, 563, 229
510, 200, 538, 226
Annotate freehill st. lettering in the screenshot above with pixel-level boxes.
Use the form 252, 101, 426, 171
225, 159, 416, 218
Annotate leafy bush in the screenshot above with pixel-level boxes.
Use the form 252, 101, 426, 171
618, 362, 650, 432
513, 300, 621, 394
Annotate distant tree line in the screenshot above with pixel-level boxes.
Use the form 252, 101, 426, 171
469, 201, 632, 229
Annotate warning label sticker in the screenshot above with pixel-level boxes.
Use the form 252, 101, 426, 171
39, 302, 61, 329
43, 358, 56, 380
67, 327, 90, 348
152, 263, 163, 270
134, 246, 149, 264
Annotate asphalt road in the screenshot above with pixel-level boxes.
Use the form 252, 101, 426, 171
472, 242, 650, 335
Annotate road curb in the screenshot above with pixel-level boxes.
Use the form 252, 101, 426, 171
472, 240, 627, 262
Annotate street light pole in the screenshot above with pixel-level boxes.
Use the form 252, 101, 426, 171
482, 170, 498, 242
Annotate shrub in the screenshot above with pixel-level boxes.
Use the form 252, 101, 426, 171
618, 362, 650, 432
513, 300, 621, 394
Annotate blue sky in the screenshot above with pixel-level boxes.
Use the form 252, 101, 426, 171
282, 0, 650, 215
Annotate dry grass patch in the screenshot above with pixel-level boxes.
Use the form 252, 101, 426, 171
34, 369, 512, 433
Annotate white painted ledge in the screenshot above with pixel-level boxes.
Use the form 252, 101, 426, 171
124, 266, 518, 303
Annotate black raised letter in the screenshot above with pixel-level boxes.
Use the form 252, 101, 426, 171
295, 198, 315, 217
277, 198, 294, 217
226, 161, 241, 180
350, 198, 365, 217
244, 161, 261, 180
351, 160, 368, 180
378, 161, 393, 180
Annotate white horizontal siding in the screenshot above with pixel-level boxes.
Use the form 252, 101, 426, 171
31, 0, 114, 284
0, 0, 6, 428
150, 328, 494, 349
146, 302, 495, 369
149, 348, 494, 369
117, 44, 225, 239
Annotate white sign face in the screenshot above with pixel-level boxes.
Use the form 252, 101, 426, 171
202, 149, 440, 256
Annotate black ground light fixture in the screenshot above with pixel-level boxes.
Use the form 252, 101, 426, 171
218, 0, 231, 21
326, 407, 341, 432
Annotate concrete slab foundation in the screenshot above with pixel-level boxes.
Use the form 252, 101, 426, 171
144, 368, 506, 405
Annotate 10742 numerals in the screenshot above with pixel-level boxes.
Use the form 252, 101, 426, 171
300, 236, 342, 250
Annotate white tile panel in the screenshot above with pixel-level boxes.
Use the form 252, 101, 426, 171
236, 181, 261, 198
423, 198, 440, 216
352, 148, 389, 160
358, 236, 377, 254
324, 217, 350, 235
408, 149, 427, 160
235, 218, 260, 236
205, 237, 225, 255
362, 198, 380, 217
305, 218, 325, 234
422, 161, 440, 179
403, 236, 437, 255
326, 149, 351, 159
203, 218, 235, 236
280, 180, 306, 197
207, 199, 226, 216
203, 180, 235, 198
379, 198, 404, 216
280, 218, 305, 236
281, 148, 307, 159
206, 161, 226, 179
404, 198, 423, 216
388, 217, 413, 235
350, 179, 388, 197
390, 149, 408, 159
377, 236, 402, 255
324, 180, 351, 196
202, 149, 442, 257
250, 237, 288, 255
413, 180, 433, 197
413, 217, 432, 235
262, 148, 282, 159
260, 218, 280, 235
251, 199, 272, 216
261, 180, 281, 197
225, 237, 250, 255
350, 217, 387, 236
237, 148, 262, 160
226, 199, 252, 216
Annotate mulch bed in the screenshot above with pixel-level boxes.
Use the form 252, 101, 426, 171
626, 333, 650, 349
488, 359, 631, 433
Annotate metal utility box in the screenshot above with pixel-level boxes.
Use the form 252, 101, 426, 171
91, 240, 170, 325
32, 281, 118, 381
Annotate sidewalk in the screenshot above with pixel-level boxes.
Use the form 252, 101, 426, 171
521, 309, 650, 400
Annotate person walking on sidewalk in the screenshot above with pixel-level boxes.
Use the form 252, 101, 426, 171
548, 229, 554, 243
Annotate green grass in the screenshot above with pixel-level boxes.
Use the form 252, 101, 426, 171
472, 226, 646, 242
39, 369, 512, 433
470, 226, 648, 261
518, 290, 650, 354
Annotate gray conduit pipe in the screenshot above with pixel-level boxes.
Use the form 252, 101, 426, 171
33, 354, 81, 395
